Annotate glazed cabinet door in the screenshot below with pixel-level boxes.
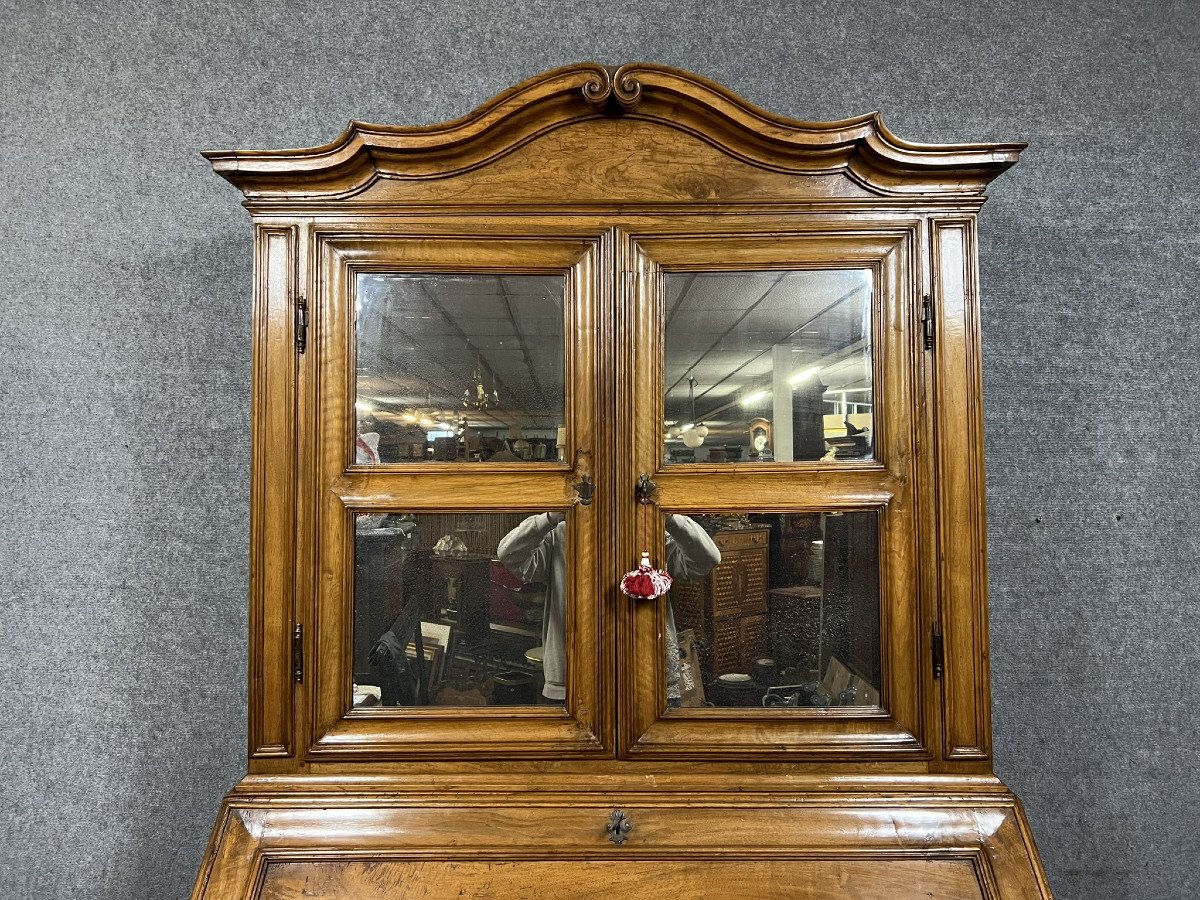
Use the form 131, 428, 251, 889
304, 228, 612, 760
619, 227, 929, 760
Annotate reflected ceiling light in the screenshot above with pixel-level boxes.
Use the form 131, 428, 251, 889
399, 390, 447, 427
789, 366, 821, 386
742, 390, 769, 407
463, 366, 500, 411
355, 399, 375, 414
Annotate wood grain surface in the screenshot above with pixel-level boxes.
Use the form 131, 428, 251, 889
197, 62, 1047, 899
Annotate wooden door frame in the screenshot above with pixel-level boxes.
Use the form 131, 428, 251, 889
303, 226, 614, 760
617, 224, 930, 760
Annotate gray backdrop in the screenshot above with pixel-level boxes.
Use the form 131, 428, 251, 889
2, 1, 1196, 898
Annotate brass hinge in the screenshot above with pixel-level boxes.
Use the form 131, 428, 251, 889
920, 295, 935, 351
295, 295, 309, 354
931, 621, 944, 680
292, 622, 304, 683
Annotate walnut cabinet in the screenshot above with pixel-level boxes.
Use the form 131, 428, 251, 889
195, 63, 1050, 898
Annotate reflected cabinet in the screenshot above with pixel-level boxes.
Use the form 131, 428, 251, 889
196, 64, 1050, 898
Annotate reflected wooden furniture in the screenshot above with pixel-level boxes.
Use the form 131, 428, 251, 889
428, 553, 492, 645
766, 583, 823, 673
822, 510, 881, 686
672, 526, 770, 677
196, 63, 1049, 898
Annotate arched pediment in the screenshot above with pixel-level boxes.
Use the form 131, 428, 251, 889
204, 62, 1023, 203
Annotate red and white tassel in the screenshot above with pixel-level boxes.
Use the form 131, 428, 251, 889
620, 551, 673, 599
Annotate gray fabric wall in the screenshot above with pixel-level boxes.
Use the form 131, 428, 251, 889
2, 2, 1195, 897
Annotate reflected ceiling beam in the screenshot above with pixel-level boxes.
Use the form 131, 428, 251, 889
689, 282, 868, 404
664, 273, 697, 332
687, 335, 871, 425
366, 298, 518, 430
496, 276, 551, 413
665, 273, 785, 396
416, 281, 528, 423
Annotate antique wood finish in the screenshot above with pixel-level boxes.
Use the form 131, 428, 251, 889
309, 233, 610, 759
930, 218, 993, 761
622, 228, 924, 761
671, 527, 771, 674
247, 226, 298, 759
198, 63, 1048, 898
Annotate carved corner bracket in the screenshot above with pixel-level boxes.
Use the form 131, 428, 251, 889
581, 65, 643, 114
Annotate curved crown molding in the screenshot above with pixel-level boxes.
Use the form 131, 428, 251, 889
203, 62, 1025, 200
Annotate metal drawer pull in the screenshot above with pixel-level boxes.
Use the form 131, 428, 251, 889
604, 809, 633, 844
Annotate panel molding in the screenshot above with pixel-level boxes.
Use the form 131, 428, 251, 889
248, 225, 298, 758
204, 63, 1024, 203
305, 231, 613, 760
931, 217, 992, 760
192, 778, 1051, 900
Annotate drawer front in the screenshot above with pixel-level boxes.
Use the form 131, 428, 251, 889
713, 613, 768, 675
713, 528, 769, 552
711, 548, 768, 619
260, 857, 985, 900
200, 795, 1048, 900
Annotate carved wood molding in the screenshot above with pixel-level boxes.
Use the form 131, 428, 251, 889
204, 62, 1024, 200
581, 64, 643, 114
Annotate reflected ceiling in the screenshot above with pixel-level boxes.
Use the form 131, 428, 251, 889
664, 270, 873, 439
354, 269, 872, 437
356, 273, 565, 431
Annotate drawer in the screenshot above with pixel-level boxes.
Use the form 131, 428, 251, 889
713, 528, 769, 551
201, 793, 1045, 900
713, 613, 768, 675
261, 857, 986, 900
711, 549, 768, 618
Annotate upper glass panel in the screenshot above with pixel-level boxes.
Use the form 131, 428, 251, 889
355, 273, 566, 464
663, 270, 873, 464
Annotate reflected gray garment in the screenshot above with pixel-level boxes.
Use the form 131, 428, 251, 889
497, 513, 721, 700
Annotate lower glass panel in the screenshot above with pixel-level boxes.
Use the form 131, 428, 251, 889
667, 510, 880, 709
354, 510, 567, 707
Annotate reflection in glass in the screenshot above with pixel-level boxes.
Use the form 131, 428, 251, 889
663, 270, 873, 464
353, 511, 569, 708
355, 273, 565, 463
668, 511, 880, 709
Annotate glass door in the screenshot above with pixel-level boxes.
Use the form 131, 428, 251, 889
308, 231, 611, 759
619, 230, 928, 760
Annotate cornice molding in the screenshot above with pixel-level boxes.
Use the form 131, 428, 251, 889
203, 62, 1024, 200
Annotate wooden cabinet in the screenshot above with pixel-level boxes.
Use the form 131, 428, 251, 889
195, 63, 1050, 898
673, 527, 770, 676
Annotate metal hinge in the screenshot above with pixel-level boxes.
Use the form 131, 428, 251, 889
920, 295, 935, 351
292, 623, 304, 683
931, 621, 944, 680
295, 295, 309, 354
